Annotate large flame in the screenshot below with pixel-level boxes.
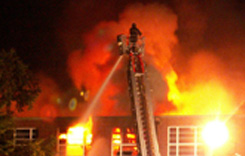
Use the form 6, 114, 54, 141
15, 2, 244, 117
67, 3, 244, 116
67, 3, 178, 116
166, 69, 235, 115
59, 117, 93, 155
165, 52, 237, 115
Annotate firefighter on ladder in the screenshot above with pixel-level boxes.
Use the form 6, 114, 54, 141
129, 23, 144, 74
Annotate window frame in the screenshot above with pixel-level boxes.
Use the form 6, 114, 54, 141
14, 127, 38, 145
167, 126, 204, 156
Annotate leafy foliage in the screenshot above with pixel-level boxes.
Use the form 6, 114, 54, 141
0, 115, 56, 156
0, 49, 41, 114
0, 49, 43, 155
11, 136, 56, 156
0, 115, 14, 156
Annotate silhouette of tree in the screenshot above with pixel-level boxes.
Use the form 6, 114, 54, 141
0, 49, 41, 114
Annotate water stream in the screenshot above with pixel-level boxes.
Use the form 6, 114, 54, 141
81, 55, 123, 122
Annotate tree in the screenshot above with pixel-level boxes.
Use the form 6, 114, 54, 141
0, 115, 14, 155
11, 136, 56, 156
0, 49, 41, 156
0, 49, 41, 114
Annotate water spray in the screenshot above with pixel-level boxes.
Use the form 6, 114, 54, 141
81, 55, 123, 122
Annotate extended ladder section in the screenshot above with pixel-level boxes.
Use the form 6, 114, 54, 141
127, 58, 161, 156
117, 29, 161, 156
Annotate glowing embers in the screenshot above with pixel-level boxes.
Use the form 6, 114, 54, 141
202, 120, 229, 149
111, 127, 138, 156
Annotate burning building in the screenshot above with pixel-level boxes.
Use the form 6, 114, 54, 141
11, 1, 244, 156
13, 114, 245, 156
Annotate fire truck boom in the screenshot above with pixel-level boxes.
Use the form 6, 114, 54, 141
117, 24, 161, 156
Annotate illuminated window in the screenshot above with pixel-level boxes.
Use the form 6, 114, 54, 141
14, 128, 38, 145
111, 127, 138, 156
168, 126, 204, 156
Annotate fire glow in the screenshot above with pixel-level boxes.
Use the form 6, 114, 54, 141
165, 66, 235, 115
59, 117, 93, 155
67, 3, 178, 116
12, 2, 243, 118
111, 127, 138, 155
66, 3, 243, 116
202, 120, 229, 149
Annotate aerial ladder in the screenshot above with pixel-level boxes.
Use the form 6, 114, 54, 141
117, 24, 161, 156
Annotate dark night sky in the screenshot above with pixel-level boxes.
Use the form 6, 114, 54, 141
0, 1, 68, 88
0, 0, 173, 90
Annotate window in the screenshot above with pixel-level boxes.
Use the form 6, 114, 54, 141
111, 127, 138, 156
14, 128, 38, 145
168, 126, 204, 156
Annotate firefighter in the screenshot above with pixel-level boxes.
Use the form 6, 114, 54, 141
129, 23, 142, 54
129, 23, 144, 74
129, 23, 142, 43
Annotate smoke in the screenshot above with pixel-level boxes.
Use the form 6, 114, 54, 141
17, 1, 244, 117
87, 138, 110, 156
14, 73, 60, 118
67, 3, 178, 116
67, 1, 244, 116
152, 0, 245, 115
167, 0, 245, 115
166, 51, 237, 115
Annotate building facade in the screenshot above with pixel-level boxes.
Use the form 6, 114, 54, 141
14, 115, 245, 156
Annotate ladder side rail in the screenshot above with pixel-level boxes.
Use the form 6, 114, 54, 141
144, 72, 161, 156
130, 69, 147, 156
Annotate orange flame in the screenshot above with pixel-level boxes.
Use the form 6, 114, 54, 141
165, 67, 236, 115
58, 117, 93, 155
112, 127, 137, 155
10, 2, 243, 118
67, 3, 178, 116
166, 70, 181, 104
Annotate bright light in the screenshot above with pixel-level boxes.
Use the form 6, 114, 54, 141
59, 133, 67, 139
127, 133, 136, 139
113, 127, 121, 133
86, 134, 93, 145
112, 134, 121, 144
67, 124, 85, 144
59, 117, 93, 156
66, 117, 93, 145
202, 120, 229, 149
